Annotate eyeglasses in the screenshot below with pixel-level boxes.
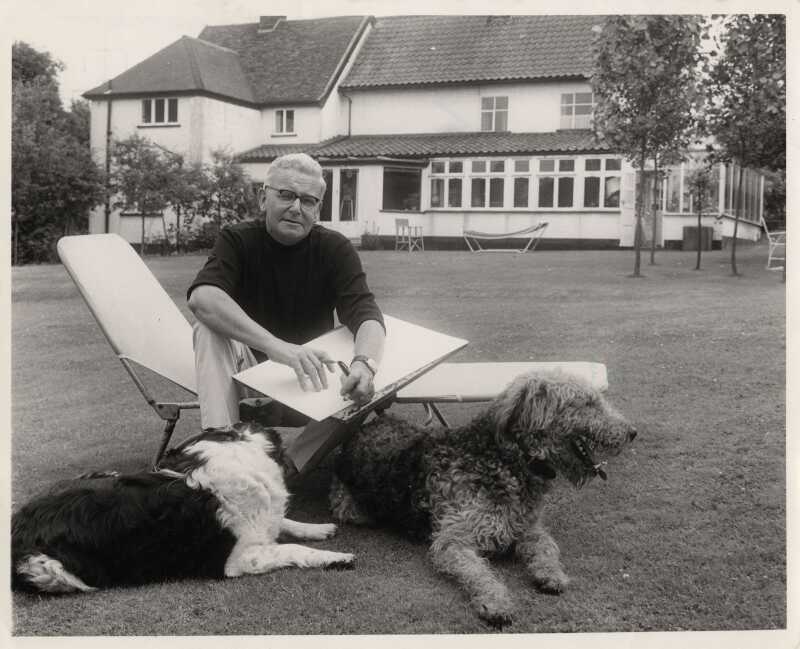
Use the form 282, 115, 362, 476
264, 185, 321, 211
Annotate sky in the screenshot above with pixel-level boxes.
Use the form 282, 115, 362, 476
5, 0, 787, 105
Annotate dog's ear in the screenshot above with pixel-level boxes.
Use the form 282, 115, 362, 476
493, 375, 555, 443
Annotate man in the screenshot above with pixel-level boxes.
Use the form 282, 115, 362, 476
187, 153, 385, 476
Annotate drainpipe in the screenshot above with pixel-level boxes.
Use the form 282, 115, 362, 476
341, 90, 353, 136
103, 81, 113, 233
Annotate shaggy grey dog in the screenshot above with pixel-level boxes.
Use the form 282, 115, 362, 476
330, 371, 637, 628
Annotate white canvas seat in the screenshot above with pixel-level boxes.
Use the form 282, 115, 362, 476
463, 221, 548, 253
58, 234, 199, 466
395, 218, 424, 251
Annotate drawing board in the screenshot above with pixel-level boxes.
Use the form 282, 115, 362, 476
233, 315, 468, 421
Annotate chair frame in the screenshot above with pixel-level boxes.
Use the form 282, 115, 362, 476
761, 215, 786, 270
463, 222, 549, 253
395, 218, 424, 252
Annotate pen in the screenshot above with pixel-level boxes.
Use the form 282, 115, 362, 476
337, 361, 350, 376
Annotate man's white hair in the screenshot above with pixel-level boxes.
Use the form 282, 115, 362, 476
265, 153, 326, 193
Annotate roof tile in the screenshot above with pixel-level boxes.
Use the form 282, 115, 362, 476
237, 130, 609, 162
342, 15, 604, 88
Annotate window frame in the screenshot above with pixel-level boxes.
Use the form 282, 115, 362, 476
480, 96, 509, 132
140, 97, 180, 126
427, 155, 624, 212
273, 108, 296, 135
559, 92, 595, 129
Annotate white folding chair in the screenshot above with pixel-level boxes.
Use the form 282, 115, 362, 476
761, 215, 786, 270
395, 218, 424, 252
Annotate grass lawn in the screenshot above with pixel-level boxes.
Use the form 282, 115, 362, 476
10, 243, 786, 636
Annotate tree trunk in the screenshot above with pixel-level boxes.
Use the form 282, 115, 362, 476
141, 213, 146, 257
695, 197, 703, 270
175, 207, 181, 255
632, 149, 646, 277
730, 163, 743, 276
160, 210, 170, 256
650, 160, 659, 265
12, 211, 19, 266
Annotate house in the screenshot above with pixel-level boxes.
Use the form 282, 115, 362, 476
84, 14, 765, 249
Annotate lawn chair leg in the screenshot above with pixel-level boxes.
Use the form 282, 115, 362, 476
153, 417, 178, 469
423, 403, 450, 427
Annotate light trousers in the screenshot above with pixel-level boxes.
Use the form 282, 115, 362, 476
192, 321, 352, 471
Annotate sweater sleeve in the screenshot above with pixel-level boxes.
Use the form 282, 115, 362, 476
329, 238, 385, 336
186, 228, 243, 302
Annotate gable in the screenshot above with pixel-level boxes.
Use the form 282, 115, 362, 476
198, 16, 371, 105
341, 15, 604, 89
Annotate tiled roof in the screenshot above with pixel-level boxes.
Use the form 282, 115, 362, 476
198, 16, 370, 104
84, 36, 254, 103
341, 15, 603, 88
237, 130, 609, 162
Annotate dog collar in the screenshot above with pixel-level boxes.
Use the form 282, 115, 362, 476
572, 437, 608, 481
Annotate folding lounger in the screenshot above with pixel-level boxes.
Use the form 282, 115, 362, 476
463, 221, 549, 253
57, 233, 607, 467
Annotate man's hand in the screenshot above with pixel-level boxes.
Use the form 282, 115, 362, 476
340, 362, 375, 406
266, 340, 336, 391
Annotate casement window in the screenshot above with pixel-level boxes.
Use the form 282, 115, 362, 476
274, 109, 295, 134
481, 96, 509, 132
141, 98, 179, 125
430, 160, 464, 208
582, 158, 622, 208
469, 159, 505, 208
428, 155, 624, 211
537, 159, 575, 208
560, 92, 594, 129
383, 167, 421, 211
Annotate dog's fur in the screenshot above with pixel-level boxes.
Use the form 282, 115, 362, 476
12, 423, 354, 594
330, 371, 637, 627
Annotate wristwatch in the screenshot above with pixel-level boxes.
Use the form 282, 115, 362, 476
350, 355, 378, 377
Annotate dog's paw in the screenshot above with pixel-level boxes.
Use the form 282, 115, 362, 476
532, 569, 570, 594
324, 554, 355, 571
305, 523, 337, 540
472, 594, 514, 629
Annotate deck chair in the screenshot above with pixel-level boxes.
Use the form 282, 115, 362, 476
57, 234, 200, 467
395, 218, 424, 252
760, 215, 786, 270
57, 233, 609, 468
463, 221, 548, 253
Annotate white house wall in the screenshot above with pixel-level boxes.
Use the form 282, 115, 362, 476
260, 105, 323, 144
348, 80, 593, 135
201, 97, 262, 159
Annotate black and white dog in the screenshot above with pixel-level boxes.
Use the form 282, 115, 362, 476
12, 423, 354, 594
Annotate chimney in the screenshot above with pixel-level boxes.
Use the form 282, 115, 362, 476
258, 16, 285, 33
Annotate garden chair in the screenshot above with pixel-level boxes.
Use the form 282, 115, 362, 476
395, 218, 424, 252
56, 233, 608, 469
463, 221, 549, 253
760, 215, 785, 270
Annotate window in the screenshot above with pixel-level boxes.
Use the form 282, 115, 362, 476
383, 167, 421, 211
538, 158, 575, 208
481, 96, 508, 132
583, 158, 622, 208
141, 98, 179, 125
274, 109, 295, 134
430, 159, 463, 208
560, 92, 594, 129
427, 155, 621, 211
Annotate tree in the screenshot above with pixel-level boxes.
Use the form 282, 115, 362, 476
686, 165, 714, 270
201, 149, 259, 229
592, 15, 705, 277
109, 134, 183, 254
12, 52, 105, 264
12, 41, 63, 85
704, 14, 785, 276
64, 99, 92, 148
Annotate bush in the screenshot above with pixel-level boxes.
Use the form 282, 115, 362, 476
360, 232, 382, 250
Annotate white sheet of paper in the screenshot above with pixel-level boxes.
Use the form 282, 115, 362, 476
233, 315, 468, 421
